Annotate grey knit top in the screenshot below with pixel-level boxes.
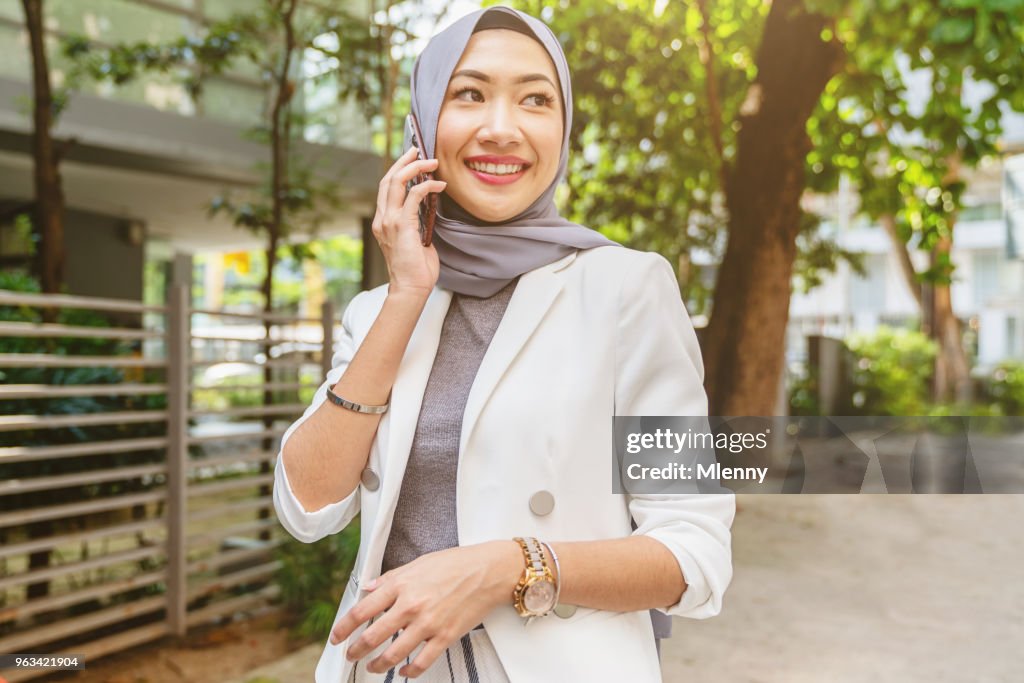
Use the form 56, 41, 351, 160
381, 278, 519, 573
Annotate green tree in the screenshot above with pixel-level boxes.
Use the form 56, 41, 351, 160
500, 0, 1024, 413
18, 0, 68, 295
811, 0, 1024, 402
63, 0, 355, 320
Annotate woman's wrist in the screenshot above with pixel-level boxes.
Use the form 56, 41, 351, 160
386, 284, 434, 305
485, 540, 525, 607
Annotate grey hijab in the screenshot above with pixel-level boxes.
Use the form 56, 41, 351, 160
404, 5, 619, 298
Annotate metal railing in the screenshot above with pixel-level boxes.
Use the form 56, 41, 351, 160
0, 284, 335, 681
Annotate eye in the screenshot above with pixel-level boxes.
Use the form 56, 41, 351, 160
452, 86, 555, 108
524, 92, 554, 107
453, 86, 484, 102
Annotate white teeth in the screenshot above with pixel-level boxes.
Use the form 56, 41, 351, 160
466, 161, 526, 175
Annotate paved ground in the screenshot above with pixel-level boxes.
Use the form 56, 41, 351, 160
230, 496, 1024, 683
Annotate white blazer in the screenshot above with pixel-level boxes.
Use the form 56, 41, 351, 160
273, 246, 734, 683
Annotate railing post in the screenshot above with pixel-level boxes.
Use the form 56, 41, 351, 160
166, 283, 190, 637
321, 300, 335, 381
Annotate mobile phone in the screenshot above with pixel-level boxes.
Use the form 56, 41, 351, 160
405, 113, 438, 247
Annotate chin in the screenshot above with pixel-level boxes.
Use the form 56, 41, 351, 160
460, 198, 525, 223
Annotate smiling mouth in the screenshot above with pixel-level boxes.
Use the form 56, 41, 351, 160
463, 160, 531, 186
464, 160, 530, 175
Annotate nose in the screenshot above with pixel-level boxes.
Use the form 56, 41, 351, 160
476, 99, 523, 147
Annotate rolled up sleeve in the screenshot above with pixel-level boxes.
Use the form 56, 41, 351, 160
615, 251, 735, 619
272, 291, 367, 544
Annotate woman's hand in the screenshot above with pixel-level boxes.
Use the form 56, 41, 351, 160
331, 540, 521, 678
373, 147, 447, 299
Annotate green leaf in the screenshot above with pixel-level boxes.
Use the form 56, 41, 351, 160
984, 0, 1024, 12
930, 17, 975, 43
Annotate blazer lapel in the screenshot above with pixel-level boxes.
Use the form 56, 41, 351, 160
459, 252, 577, 456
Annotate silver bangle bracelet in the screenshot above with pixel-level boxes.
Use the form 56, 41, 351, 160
326, 386, 389, 415
540, 540, 562, 607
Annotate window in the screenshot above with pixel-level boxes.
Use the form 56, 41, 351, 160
849, 254, 886, 313
973, 252, 1000, 308
1006, 154, 1024, 260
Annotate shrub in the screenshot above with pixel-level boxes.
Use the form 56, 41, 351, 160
844, 326, 938, 416
274, 521, 360, 639
983, 361, 1024, 416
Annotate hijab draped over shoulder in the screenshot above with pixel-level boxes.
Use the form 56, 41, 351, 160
404, 5, 619, 298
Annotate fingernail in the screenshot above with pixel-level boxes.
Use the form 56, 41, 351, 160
365, 577, 378, 589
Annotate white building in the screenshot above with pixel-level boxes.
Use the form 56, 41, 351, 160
0, 0, 381, 302
789, 148, 1024, 370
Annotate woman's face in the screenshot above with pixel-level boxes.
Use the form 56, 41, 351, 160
434, 28, 564, 223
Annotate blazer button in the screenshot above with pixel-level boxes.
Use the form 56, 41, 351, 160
360, 467, 380, 491
529, 490, 555, 516
554, 604, 577, 619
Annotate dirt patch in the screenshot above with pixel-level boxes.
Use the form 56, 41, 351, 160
42, 611, 317, 683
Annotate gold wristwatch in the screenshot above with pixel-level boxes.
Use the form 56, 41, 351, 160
511, 536, 557, 622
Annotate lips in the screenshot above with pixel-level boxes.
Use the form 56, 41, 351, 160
459, 153, 534, 186
464, 161, 528, 185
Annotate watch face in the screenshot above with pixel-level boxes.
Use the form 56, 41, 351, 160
523, 580, 556, 613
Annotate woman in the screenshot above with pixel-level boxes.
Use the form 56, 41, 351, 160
273, 6, 734, 682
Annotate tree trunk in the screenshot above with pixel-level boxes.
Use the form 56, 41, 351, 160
880, 213, 923, 308
260, 0, 297, 539
21, 0, 63, 601
22, 0, 65, 295
703, 0, 845, 415
929, 232, 972, 403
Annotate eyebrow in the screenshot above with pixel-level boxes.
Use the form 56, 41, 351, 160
451, 69, 557, 89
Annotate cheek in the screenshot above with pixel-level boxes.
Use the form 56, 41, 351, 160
537, 130, 563, 180
435, 112, 474, 156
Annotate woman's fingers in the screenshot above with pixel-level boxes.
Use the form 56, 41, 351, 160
367, 623, 435, 675
384, 157, 439, 215
345, 608, 407, 663
399, 637, 450, 679
376, 148, 418, 219
330, 581, 397, 646
402, 180, 447, 225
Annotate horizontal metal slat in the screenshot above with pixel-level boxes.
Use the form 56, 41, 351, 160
0, 462, 166, 496
187, 496, 272, 524
186, 539, 282, 575
0, 289, 166, 314
190, 381, 312, 393
0, 594, 166, 654
0, 321, 163, 340
0, 383, 168, 399
189, 404, 305, 419
187, 518, 280, 550
0, 517, 164, 559
186, 560, 281, 602
190, 358, 316, 369
188, 474, 274, 498
189, 450, 277, 471
0, 353, 166, 368
184, 583, 280, 628
0, 437, 168, 464
0, 544, 163, 591
190, 306, 318, 324
0, 410, 168, 431
0, 490, 165, 528
191, 334, 278, 345
187, 428, 283, 445
0, 568, 166, 623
